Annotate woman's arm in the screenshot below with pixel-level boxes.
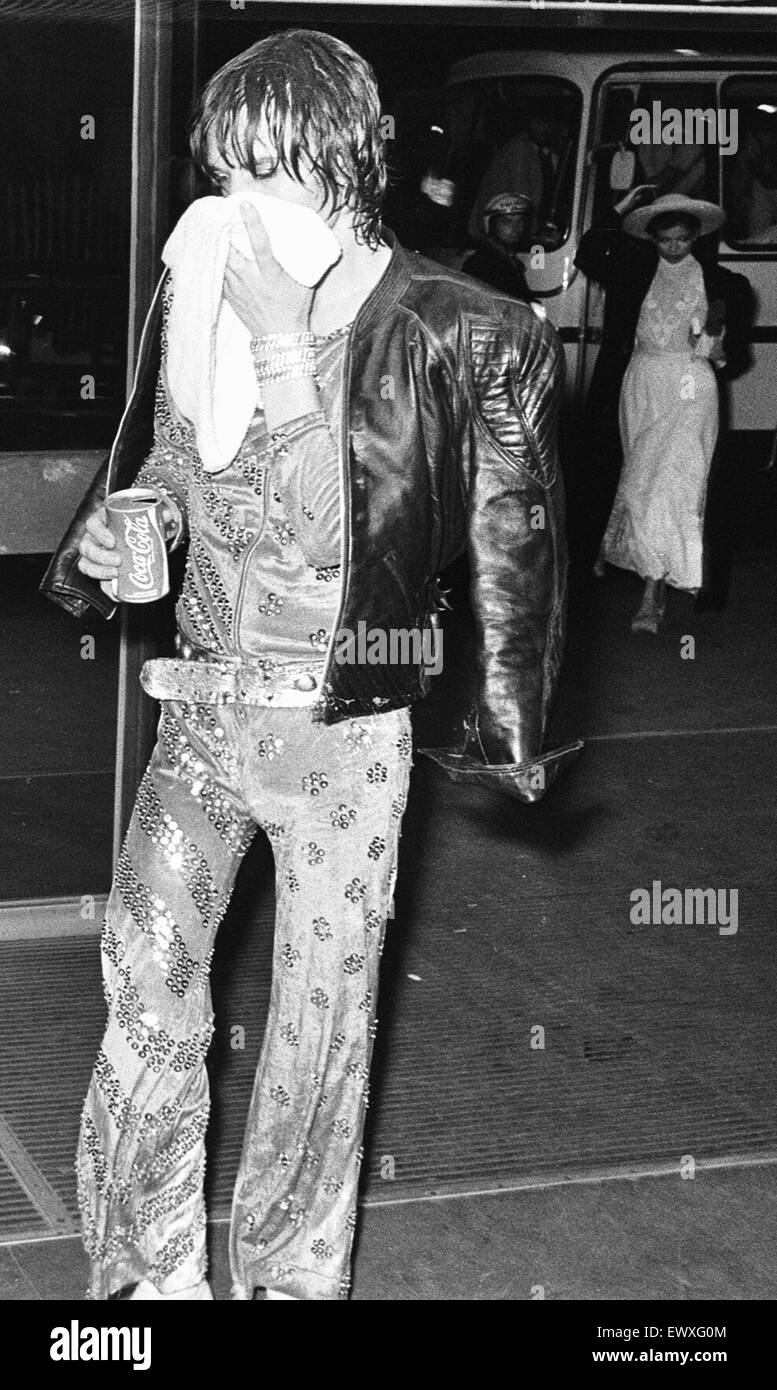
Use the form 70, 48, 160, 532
575, 184, 656, 286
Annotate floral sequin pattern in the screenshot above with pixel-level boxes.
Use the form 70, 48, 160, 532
258, 591, 284, 617
281, 943, 301, 971
396, 729, 412, 760
78, 700, 413, 1304
257, 733, 284, 761
342, 722, 373, 755
271, 519, 295, 548
302, 771, 328, 797
366, 762, 389, 785
344, 878, 367, 904
330, 803, 356, 831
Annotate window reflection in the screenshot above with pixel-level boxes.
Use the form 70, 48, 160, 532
0, 14, 133, 904
0, 23, 131, 451
723, 79, 777, 246
388, 77, 582, 265
591, 82, 719, 226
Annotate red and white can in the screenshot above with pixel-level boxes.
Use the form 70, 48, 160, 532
104, 488, 170, 603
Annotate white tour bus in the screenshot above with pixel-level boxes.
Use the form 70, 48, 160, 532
431, 49, 777, 436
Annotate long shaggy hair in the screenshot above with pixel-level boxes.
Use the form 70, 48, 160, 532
189, 29, 387, 246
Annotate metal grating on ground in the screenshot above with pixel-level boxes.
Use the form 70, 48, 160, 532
2, 896, 775, 1235
1, 732, 776, 1239
0, 1154, 47, 1242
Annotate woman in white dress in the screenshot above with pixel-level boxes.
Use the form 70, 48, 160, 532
598, 192, 727, 633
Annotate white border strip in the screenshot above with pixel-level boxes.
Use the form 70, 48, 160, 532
0, 898, 106, 941
356, 1149, 777, 1209
279, 1, 777, 14
586, 722, 777, 743
4, 1149, 775, 1247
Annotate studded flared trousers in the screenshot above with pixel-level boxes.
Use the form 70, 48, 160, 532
76, 699, 412, 1301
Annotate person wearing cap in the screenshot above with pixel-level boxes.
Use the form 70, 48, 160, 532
468, 129, 544, 245
575, 187, 753, 627
462, 192, 535, 303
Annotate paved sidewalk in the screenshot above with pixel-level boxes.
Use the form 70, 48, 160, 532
3, 1160, 777, 1300
0, 550, 774, 1299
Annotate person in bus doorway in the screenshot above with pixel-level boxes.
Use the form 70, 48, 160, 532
462, 192, 536, 304
42, 29, 575, 1301
468, 120, 543, 247
575, 187, 753, 630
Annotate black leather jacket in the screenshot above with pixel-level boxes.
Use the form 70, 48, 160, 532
41, 232, 573, 793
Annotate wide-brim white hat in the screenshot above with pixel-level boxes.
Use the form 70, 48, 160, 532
623, 193, 725, 240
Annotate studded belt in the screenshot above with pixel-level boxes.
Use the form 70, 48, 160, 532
140, 638, 326, 708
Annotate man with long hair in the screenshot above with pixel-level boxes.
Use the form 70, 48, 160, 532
43, 29, 571, 1301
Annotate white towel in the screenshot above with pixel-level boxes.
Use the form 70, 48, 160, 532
162, 191, 342, 474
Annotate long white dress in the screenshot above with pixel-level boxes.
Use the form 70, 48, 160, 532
601, 255, 718, 592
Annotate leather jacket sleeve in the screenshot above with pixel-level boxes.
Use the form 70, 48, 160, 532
461, 304, 574, 787
38, 455, 117, 620
39, 275, 165, 618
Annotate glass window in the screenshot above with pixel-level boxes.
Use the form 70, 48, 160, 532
591, 81, 719, 226
0, 19, 132, 452
0, 11, 134, 905
405, 76, 582, 259
722, 77, 777, 247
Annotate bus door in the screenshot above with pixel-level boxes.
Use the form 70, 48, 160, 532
438, 66, 587, 400
580, 65, 777, 440
578, 70, 720, 410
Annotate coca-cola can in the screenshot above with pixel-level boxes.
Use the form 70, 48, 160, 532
104, 488, 170, 602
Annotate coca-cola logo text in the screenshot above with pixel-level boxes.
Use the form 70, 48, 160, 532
123, 513, 157, 592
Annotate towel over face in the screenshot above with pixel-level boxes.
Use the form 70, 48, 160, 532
161, 191, 342, 473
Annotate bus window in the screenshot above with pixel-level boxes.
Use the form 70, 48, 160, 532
591, 85, 642, 225
425, 76, 582, 260
0, 29, 131, 454
722, 77, 777, 246
592, 80, 719, 225
630, 82, 718, 202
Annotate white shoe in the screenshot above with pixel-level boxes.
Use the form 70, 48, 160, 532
265, 1289, 300, 1300
130, 1277, 214, 1300
631, 584, 666, 635
630, 609, 660, 635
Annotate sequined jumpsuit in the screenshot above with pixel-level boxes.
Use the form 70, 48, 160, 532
76, 283, 412, 1301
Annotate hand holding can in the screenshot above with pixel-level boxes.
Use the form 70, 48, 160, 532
103, 489, 170, 602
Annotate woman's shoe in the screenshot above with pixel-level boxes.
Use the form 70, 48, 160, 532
630, 611, 659, 634
130, 1277, 214, 1300
631, 579, 665, 634
264, 1289, 300, 1300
